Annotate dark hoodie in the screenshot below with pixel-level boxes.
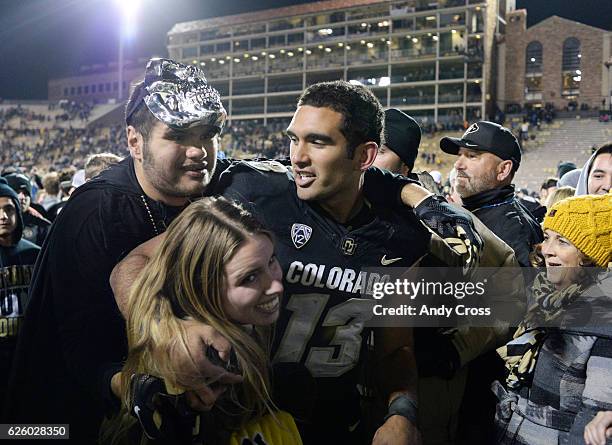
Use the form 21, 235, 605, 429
0, 178, 40, 405
3, 158, 195, 443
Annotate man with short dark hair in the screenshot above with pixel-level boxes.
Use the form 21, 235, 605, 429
4, 173, 51, 247
539, 176, 558, 205
0, 178, 39, 405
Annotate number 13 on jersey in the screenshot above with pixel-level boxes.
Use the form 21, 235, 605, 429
273, 293, 375, 378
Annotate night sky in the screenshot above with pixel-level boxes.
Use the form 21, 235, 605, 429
0, 0, 609, 100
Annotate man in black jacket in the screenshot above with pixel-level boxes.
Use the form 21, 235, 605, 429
439, 121, 543, 443
3, 58, 236, 443
440, 121, 543, 267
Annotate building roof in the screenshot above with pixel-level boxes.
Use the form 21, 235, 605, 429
528, 14, 610, 34
168, 0, 388, 35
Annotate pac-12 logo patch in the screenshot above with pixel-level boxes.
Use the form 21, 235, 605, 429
291, 223, 312, 249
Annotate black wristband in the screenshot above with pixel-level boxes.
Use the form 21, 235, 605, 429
384, 395, 418, 426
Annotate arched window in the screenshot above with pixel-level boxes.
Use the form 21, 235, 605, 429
525, 41, 542, 73
562, 37, 581, 97
524, 41, 543, 101
562, 38, 581, 71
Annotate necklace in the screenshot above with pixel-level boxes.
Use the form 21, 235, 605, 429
140, 195, 160, 235
472, 197, 515, 212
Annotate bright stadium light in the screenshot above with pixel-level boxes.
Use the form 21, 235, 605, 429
115, 0, 142, 100
116, 0, 140, 39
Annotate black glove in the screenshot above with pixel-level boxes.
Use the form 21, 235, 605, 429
414, 195, 483, 273
128, 373, 196, 441
363, 166, 420, 208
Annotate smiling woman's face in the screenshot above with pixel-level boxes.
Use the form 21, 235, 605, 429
541, 229, 587, 290
222, 234, 283, 326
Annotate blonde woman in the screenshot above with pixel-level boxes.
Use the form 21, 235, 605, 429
106, 197, 301, 445
495, 194, 612, 444
544, 185, 575, 209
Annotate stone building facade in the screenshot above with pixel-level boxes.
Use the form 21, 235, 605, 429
499, 10, 611, 111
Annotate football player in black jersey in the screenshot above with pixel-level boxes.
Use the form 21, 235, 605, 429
112, 81, 483, 444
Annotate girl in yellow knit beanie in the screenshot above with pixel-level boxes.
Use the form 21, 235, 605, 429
541, 193, 611, 287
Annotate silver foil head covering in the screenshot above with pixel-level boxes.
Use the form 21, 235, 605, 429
134, 58, 226, 130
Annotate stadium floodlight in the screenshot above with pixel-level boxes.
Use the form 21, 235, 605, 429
115, 0, 142, 100
115, 0, 141, 39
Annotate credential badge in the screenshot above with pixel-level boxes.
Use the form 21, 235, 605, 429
291, 223, 312, 249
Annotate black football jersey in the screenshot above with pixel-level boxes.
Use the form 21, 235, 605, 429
216, 161, 431, 427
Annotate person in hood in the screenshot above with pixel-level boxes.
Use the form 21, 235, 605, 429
0, 177, 40, 406
576, 143, 612, 196
4, 173, 51, 247
558, 168, 581, 189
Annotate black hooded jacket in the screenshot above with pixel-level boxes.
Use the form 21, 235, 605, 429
0, 181, 40, 405
3, 158, 188, 443
461, 185, 543, 267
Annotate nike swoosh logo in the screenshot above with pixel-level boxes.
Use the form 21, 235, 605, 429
381, 255, 402, 265
464, 142, 479, 147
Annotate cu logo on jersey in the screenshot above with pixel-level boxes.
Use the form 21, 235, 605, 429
341, 237, 357, 256
463, 123, 479, 137
291, 223, 312, 249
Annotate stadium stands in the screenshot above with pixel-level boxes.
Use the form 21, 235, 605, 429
1, 98, 609, 198
513, 117, 611, 190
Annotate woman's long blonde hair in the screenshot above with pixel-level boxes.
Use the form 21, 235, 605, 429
110, 197, 276, 443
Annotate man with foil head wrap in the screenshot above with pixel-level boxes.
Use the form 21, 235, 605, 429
2, 58, 242, 443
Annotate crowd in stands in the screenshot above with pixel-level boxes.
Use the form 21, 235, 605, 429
0, 98, 600, 203
0, 123, 126, 171
52, 100, 94, 122
0, 102, 93, 127
220, 119, 290, 159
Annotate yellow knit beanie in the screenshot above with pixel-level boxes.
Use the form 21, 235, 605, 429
543, 194, 612, 267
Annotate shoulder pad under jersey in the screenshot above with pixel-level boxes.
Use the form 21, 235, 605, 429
242, 160, 289, 174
